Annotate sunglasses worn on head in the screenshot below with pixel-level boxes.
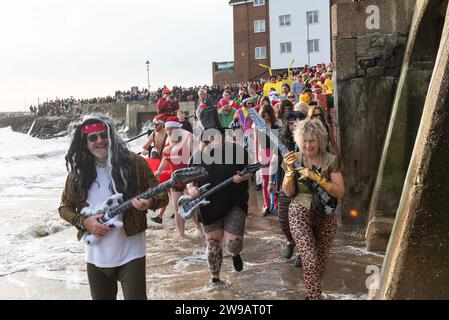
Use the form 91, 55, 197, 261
87, 131, 109, 142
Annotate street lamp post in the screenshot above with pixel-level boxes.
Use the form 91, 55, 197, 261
145, 60, 150, 93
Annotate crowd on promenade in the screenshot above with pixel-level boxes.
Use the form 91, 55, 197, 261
30, 62, 333, 119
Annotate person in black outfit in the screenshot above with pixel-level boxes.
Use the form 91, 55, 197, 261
177, 110, 193, 133
186, 107, 252, 285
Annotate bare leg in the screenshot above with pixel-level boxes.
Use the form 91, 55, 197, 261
158, 192, 170, 219
192, 214, 203, 236
171, 189, 185, 237
157, 205, 167, 219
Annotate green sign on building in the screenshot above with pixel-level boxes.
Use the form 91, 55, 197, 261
214, 61, 234, 72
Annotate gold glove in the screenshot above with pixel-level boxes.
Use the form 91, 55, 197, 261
283, 169, 296, 191
283, 152, 298, 171
297, 167, 332, 193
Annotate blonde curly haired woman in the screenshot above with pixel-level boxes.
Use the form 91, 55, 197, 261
282, 119, 344, 300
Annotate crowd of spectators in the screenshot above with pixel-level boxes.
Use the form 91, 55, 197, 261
29, 63, 332, 118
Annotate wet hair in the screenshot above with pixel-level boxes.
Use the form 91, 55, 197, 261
278, 100, 294, 120
279, 112, 297, 151
261, 96, 271, 105
65, 113, 132, 194
294, 119, 328, 155
259, 104, 277, 125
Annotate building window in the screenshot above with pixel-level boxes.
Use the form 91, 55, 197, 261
254, 20, 265, 33
280, 42, 292, 54
255, 47, 266, 60
279, 14, 291, 27
306, 10, 319, 25
254, 0, 265, 6
307, 39, 320, 53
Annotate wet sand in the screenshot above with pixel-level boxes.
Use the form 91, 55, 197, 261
0, 185, 384, 300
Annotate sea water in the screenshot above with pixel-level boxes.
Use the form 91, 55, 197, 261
0, 126, 384, 299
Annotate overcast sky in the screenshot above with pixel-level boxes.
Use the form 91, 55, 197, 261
0, 0, 233, 111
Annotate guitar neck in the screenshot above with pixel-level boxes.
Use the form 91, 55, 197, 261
259, 127, 303, 170
190, 169, 248, 206
104, 180, 175, 221
251, 110, 315, 188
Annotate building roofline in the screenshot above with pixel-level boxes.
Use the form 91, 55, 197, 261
229, 0, 253, 6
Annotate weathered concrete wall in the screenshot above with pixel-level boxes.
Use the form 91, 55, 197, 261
365, 0, 448, 251
332, 0, 416, 224
373, 3, 449, 298
0, 116, 72, 139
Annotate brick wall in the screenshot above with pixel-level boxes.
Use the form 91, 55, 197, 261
233, 1, 271, 82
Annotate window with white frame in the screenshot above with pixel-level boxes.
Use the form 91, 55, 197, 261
307, 39, 319, 53
254, 0, 265, 6
279, 14, 291, 27
280, 42, 292, 54
255, 47, 266, 59
306, 10, 319, 24
254, 20, 265, 33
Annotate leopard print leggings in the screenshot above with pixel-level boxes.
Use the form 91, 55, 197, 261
288, 203, 337, 300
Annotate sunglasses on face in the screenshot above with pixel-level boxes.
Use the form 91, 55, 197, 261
312, 113, 321, 118
87, 131, 109, 142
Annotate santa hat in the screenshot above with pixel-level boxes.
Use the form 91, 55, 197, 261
164, 116, 182, 128
312, 85, 322, 93
248, 83, 257, 91
153, 114, 166, 124
162, 87, 170, 94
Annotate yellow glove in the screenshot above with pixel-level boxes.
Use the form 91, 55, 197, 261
297, 167, 332, 193
282, 169, 296, 192
283, 152, 298, 171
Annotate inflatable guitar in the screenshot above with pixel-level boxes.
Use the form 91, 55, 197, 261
248, 107, 337, 215
178, 163, 264, 220
80, 167, 208, 245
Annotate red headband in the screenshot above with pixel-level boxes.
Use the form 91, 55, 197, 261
81, 122, 107, 134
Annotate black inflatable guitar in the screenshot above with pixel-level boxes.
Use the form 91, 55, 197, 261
178, 163, 264, 220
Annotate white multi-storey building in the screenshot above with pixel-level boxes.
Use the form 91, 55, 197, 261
269, 0, 331, 69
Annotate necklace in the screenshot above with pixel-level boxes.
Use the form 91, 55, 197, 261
304, 153, 321, 169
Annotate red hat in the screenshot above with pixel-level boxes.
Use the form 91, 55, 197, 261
162, 87, 170, 94
248, 83, 256, 91
218, 98, 229, 107
164, 116, 182, 128
153, 114, 166, 124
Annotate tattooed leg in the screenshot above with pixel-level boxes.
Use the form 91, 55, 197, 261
206, 236, 223, 280
225, 237, 243, 256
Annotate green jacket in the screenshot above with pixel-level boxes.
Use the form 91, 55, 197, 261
59, 151, 169, 240
218, 107, 236, 129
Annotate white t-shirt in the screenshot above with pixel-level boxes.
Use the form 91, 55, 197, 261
84, 166, 146, 268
